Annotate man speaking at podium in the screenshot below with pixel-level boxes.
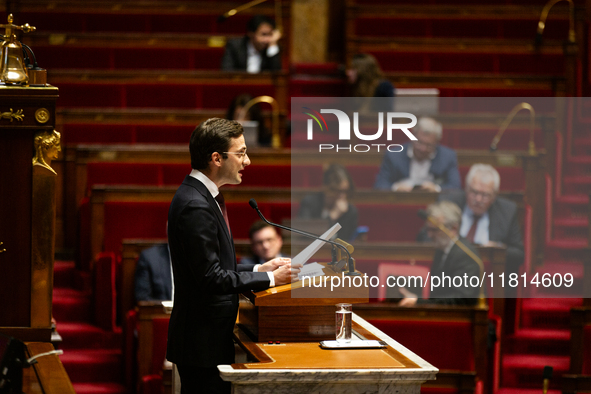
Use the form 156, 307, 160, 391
166, 118, 296, 394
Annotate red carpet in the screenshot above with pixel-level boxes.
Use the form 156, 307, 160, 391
54, 261, 127, 394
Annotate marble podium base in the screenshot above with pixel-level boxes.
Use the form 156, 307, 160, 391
218, 313, 438, 394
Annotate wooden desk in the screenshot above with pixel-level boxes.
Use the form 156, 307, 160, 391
23, 342, 75, 394
219, 313, 437, 393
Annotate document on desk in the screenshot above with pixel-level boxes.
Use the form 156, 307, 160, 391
292, 223, 341, 268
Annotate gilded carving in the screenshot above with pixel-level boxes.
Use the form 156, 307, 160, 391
0, 108, 24, 122
32, 130, 61, 175
35, 108, 50, 124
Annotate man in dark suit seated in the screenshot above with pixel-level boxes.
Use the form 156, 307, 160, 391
134, 243, 172, 302
166, 118, 298, 394
220, 15, 281, 73
240, 221, 285, 266
374, 117, 461, 192
399, 201, 480, 307
437, 163, 524, 278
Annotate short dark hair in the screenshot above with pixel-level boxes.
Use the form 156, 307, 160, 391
189, 118, 243, 170
246, 15, 275, 33
249, 220, 276, 239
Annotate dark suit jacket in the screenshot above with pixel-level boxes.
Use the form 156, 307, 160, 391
134, 244, 172, 302
440, 191, 524, 273
220, 36, 281, 72
374, 143, 461, 191
297, 192, 359, 242
420, 236, 480, 305
166, 176, 270, 367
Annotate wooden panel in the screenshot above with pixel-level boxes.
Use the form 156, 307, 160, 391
25, 342, 76, 394
0, 86, 58, 332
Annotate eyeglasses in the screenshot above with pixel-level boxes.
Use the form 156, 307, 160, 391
223, 150, 248, 159
467, 186, 494, 201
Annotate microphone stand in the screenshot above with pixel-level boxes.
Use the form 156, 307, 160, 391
249, 199, 361, 276
489, 102, 536, 156
240, 95, 281, 148
218, 0, 283, 34
419, 210, 487, 308
535, 0, 575, 48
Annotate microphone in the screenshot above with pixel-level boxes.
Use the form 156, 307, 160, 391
489, 102, 536, 156
418, 209, 486, 306
535, 0, 576, 49
218, 0, 268, 24
542, 366, 553, 394
249, 199, 361, 276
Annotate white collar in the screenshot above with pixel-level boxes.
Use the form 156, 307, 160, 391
407, 144, 437, 161
189, 169, 219, 198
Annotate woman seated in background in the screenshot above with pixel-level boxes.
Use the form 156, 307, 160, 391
226, 93, 272, 146
347, 53, 395, 112
298, 163, 359, 242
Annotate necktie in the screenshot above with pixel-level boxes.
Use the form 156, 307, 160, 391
214, 193, 231, 233
466, 214, 481, 243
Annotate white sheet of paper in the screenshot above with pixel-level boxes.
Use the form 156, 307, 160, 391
292, 223, 341, 267
298, 262, 325, 280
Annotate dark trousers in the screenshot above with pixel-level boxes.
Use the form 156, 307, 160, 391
177, 364, 230, 394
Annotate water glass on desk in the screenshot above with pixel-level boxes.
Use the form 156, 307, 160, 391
335, 303, 352, 343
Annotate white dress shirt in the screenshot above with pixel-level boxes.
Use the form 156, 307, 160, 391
460, 206, 490, 245
392, 146, 441, 192
246, 40, 279, 73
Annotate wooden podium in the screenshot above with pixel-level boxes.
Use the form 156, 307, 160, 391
0, 85, 59, 342
216, 265, 437, 394
238, 263, 369, 342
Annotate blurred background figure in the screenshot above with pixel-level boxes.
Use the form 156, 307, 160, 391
226, 93, 271, 146
240, 221, 285, 265
398, 201, 480, 307
440, 164, 524, 278
134, 243, 172, 302
298, 163, 358, 242
347, 53, 394, 113
374, 117, 461, 192
221, 15, 282, 73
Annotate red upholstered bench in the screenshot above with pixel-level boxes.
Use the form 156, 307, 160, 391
62, 124, 194, 145
23, 12, 255, 34
57, 82, 276, 109
355, 17, 570, 40
371, 319, 475, 371
356, 203, 424, 242
35, 47, 224, 70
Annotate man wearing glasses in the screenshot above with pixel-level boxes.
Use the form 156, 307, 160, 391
440, 163, 524, 277
374, 116, 461, 192
166, 118, 298, 394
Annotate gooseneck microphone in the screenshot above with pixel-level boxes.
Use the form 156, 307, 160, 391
249, 199, 361, 276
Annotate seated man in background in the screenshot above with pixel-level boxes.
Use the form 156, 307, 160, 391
134, 243, 173, 302
399, 201, 480, 307
221, 15, 281, 73
240, 221, 285, 265
437, 163, 524, 277
374, 117, 461, 192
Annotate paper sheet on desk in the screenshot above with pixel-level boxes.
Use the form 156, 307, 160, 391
292, 223, 341, 268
